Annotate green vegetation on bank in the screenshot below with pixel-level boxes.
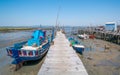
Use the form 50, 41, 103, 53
0, 28, 35, 32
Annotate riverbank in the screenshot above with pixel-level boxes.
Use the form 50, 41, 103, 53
0, 28, 35, 32
78, 39, 120, 75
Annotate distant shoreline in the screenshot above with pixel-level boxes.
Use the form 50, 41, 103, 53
0, 27, 53, 32
0, 28, 35, 32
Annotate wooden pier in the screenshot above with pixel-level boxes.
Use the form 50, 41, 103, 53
38, 31, 88, 75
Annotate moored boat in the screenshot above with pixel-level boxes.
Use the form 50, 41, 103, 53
6, 29, 54, 70
68, 37, 85, 55
77, 33, 89, 39
72, 44, 84, 55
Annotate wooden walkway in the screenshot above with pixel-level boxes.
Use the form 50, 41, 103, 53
38, 31, 88, 75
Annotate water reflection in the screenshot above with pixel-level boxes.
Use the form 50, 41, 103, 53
0, 31, 32, 48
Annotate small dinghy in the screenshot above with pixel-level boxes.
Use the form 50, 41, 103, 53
68, 37, 85, 55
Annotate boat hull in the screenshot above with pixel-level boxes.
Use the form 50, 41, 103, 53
19, 47, 49, 61
72, 46, 84, 55
6, 42, 50, 64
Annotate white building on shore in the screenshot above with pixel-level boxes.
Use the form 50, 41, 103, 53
105, 22, 117, 31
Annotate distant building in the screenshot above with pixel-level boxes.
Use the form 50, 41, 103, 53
105, 22, 117, 31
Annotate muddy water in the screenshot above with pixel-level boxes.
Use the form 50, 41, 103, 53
0, 31, 32, 48
78, 39, 120, 75
0, 31, 32, 75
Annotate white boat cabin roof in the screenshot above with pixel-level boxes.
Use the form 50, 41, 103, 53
73, 45, 85, 48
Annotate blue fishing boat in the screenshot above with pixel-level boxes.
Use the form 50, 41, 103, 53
6, 29, 54, 70
72, 44, 84, 55
68, 37, 84, 55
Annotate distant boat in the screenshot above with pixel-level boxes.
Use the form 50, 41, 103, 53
6, 29, 54, 71
68, 37, 85, 55
72, 45, 85, 54
77, 33, 89, 39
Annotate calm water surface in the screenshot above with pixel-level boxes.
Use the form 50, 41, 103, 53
0, 31, 32, 48
0, 31, 32, 69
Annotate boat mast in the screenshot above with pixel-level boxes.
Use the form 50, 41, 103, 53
55, 6, 60, 31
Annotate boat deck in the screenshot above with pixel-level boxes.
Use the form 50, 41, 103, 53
38, 31, 88, 75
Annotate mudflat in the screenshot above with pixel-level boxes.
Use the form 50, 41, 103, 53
0, 57, 45, 75
78, 39, 120, 75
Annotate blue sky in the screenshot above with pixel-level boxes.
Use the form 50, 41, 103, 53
0, 0, 120, 26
